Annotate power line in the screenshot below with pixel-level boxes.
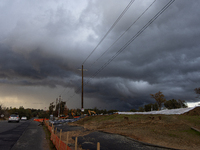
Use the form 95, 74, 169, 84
64, 0, 135, 103
65, 0, 175, 104
85, 0, 175, 85
87, 0, 157, 70
82, 0, 135, 65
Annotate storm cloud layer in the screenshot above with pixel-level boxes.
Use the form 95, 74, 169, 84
0, 0, 200, 110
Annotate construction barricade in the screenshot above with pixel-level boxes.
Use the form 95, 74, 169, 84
44, 120, 100, 150
34, 118, 49, 122
44, 120, 72, 150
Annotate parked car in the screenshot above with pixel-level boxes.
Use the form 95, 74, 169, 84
8, 114, 20, 123
21, 116, 27, 120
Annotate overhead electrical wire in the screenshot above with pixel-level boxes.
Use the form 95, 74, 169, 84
66, 0, 175, 103
67, 0, 152, 99
87, 0, 157, 70
82, 0, 135, 65
63, 0, 135, 102
85, 0, 175, 86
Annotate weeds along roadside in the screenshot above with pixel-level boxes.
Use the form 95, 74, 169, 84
43, 125, 57, 150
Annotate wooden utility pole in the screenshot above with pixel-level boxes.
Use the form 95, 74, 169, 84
58, 95, 61, 117
82, 65, 84, 112
79, 65, 87, 115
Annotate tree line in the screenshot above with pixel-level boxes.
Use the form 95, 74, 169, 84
48, 100, 119, 117
130, 89, 198, 112
0, 105, 49, 119
1, 87, 199, 118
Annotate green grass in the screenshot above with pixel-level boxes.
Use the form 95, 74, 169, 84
178, 115, 200, 125
182, 129, 200, 136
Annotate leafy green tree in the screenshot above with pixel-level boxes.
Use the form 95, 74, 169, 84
55, 101, 66, 116
144, 104, 152, 112
144, 103, 158, 112
18, 106, 25, 117
178, 99, 188, 108
138, 107, 144, 112
194, 87, 200, 98
38, 110, 49, 118
152, 103, 158, 110
8, 106, 32, 119
164, 99, 180, 109
93, 107, 98, 113
9, 107, 18, 114
150, 91, 166, 110
103, 109, 107, 114
0, 104, 3, 115
164, 99, 187, 109
76, 108, 81, 116
107, 109, 118, 114
31, 109, 38, 117
130, 108, 137, 112
49, 102, 55, 115
60, 101, 66, 114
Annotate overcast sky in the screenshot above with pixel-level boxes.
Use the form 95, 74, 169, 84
0, 0, 200, 111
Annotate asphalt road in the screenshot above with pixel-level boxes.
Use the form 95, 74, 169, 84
0, 120, 30, 150
0, 119, 50, 150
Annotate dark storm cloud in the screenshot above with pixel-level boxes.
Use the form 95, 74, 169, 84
0, 44, 74, 87
80, 0, 200, 110
0, 0, 200, 110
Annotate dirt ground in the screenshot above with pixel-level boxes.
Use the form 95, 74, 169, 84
59, 107, 200, 150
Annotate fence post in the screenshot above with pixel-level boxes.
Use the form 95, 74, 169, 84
97, 142, 100, 150
55, 128, 57, 134
59, 129, 62, 149
66, 132, 69, 150
75, 137, 78, 150
52, 124, 54, 133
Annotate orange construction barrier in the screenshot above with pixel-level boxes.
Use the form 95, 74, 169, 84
55, 135, 59, 149
60, 140, 67, 150
51, 133, 56, 145
44, 120, 72, 150
74, 116, 80, 118
34, 118, 49, 122
48, 126, 52, 133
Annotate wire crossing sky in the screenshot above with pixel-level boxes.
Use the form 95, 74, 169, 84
0, 0, 200, 110
66, 0, 174, 104
85, 0, 175, 86
86, 0, 157, 71
66, 0, 158, 102
82, 0, 135, 65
